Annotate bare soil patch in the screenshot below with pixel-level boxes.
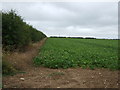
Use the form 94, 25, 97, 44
2, 38, 119, 88
3, 67, 119, 88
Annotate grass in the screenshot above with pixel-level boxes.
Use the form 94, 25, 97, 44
2, 60, 26, 76
2, 60, 17, 76
33, 38, 119, 70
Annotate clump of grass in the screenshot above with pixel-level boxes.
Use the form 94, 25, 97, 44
2, 60, 17, 76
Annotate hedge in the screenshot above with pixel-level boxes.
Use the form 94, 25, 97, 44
2, 10, 46, 51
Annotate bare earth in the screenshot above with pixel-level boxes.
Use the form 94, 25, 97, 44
3, 38, 119, 88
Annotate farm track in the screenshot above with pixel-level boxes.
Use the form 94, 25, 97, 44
3, 38, 119, 88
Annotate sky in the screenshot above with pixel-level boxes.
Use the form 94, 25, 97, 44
2, 2, 118, 39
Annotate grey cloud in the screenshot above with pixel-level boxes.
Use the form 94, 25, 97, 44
2, 2, 118, 39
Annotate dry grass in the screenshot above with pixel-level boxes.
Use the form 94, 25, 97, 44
3, 38, 47, 71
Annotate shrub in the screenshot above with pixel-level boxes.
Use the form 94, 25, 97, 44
2, 10, 46, 51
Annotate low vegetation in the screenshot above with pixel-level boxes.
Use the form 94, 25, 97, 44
2, 10, 46, 75
2, 60, 17, 75
33, 38, 119, 70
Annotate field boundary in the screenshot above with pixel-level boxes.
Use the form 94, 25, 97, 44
3, 38, 47, 71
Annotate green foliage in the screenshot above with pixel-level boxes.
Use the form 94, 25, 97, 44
2, 10, 46, 51
33, 38, 119, 70
2, 60, 17, 75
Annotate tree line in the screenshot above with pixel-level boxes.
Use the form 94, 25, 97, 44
2, 10, 46, 51
50, 36, 96, 39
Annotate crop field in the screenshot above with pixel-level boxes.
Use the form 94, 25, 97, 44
33, 38, 119, 70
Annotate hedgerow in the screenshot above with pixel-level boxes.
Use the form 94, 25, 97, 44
2, 10, 46, 51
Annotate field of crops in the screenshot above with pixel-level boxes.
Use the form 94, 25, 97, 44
33, 38, 119, 70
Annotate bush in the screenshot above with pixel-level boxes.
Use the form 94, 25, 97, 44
2, 10, 46, 51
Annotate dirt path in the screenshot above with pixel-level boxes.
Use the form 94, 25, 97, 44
3, 38, 119, 88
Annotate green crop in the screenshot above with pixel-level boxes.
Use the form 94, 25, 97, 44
33, 38, 119, 70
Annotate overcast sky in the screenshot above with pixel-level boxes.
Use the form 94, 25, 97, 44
2, 2, 118, 39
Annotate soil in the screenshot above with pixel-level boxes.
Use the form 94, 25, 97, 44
2, 38, 119, 88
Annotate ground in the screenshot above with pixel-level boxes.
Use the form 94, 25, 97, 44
2, 38, 119, 88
